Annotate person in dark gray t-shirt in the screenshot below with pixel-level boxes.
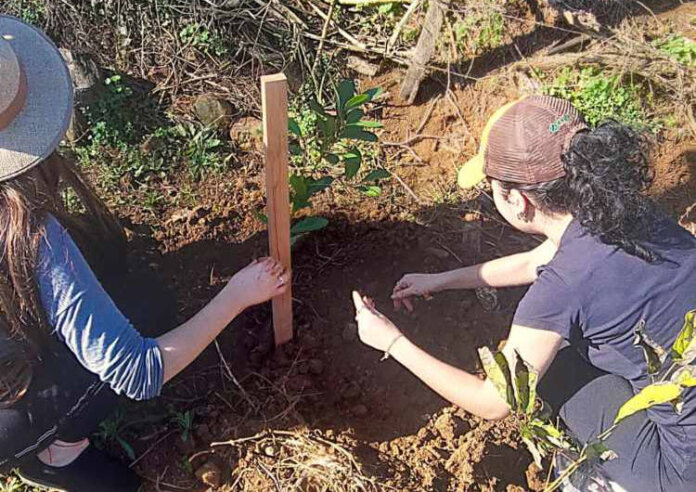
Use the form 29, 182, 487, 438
352, 96, 696, 491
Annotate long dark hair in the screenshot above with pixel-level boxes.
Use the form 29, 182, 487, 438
499, 121, 657, 262
0, 152, 125, 407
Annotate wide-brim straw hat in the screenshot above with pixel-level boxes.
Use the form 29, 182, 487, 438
0, 15, 73, 182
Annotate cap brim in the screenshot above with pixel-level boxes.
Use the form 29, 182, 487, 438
0, 15, 73, 182
457, 152, 486, 189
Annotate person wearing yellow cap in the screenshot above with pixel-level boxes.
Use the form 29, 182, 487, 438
0, 15, 290, 491
353, 95, 696, 490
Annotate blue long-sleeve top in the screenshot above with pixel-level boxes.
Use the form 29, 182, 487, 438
36, 215, 164, 400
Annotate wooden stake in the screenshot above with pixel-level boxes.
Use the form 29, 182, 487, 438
262, 73, 293, 346
399, 0, 450, 104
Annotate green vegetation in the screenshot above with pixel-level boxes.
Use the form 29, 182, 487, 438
75, 75, 230, 197
0, 475, 28, 492
95, 408, 136, 461
453, 2, 505, 55
172, 410, 195, 443
544, 67, 649, 129
655, 35, 696, 67
482, 309, 696, 491
179, 23, 228, 57
10, 0, 45, 27
286, 79, 386, 243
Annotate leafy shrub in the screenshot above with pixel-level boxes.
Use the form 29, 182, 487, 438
543, 67, 649, 129
655, 35, 696, 67
286, 80, 387, 244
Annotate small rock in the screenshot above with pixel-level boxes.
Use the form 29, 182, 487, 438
341, 383, 361, 400
308, 359, 324, 375
463, 212, 479, 222
264, 445, 276, 457
229, 116, 262, 151
193, 95, 233, 129
351, 404, 368, 417
347, 55, 379, 77
342, 323, 357, 342
195, 461, 222, 488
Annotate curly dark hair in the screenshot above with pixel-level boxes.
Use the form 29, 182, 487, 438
500, 121, 657, 262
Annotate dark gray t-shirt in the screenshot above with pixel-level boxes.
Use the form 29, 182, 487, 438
514, 218, 696, 469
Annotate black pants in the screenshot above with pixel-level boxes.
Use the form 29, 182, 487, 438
539, 348, 696, 491
0, 270, 176, 471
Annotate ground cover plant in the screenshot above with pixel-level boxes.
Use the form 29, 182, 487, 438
1, 0, 695, 491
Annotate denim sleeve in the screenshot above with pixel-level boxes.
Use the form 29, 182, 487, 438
37, 216, 163, 400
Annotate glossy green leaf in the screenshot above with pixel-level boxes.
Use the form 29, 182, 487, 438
529, 420, 571, 450
345, 94, 370, 111
359, 185, 382, 197
514, 351, 539, 415
309, 99, 327, 117
353, 120, 384, 129
337, 80, 356, 112
320, 115, 338, 140
364, 87, 384, 101
307, 177, 334, 195
363, 169, 390, 182
117, 437, 136, 461
633, 320, 667, 376
289, 143, 303, 156
289, 174, 309, 200
346, 109, 365, 124
671, 309, 696, 364
291, 217, 329, 235
478, 347, 516, 409
340, 125, 378, 142
345, 160, 361, 179
613, 382, 682, 425
520, 426, 544, 468
288, 118, 302, 137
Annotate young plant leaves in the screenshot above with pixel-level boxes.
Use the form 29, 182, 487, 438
340, 124, 378, 142
633, 320, 667, 376
336, 80, 356, 115
345, 93, 370, 112
352, 120, 384, 129
346, 109, 365, 124
364, 87, 383, 101
478, 347, 516, 409
359, 185, 382, 197
520, 426, 545, 468
513, 351, 539, 415
308, 99, 327, 117
288, 118, 302, 137
343, 148, 362, 179
291, 217, 329, 235
671, 309, 696, 364
613, 382, 682, 425
363, 169, 390, 182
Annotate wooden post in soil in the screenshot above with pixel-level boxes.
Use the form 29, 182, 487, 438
399, 0, 451, 104
262, 73, 293, 346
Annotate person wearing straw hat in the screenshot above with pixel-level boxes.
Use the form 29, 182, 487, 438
352, 95, 696, 490
0, 15, 290, 491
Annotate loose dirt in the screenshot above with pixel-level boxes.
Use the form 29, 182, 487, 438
76, 2, 696, 491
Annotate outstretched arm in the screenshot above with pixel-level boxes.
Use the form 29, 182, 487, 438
392, 239, 557, 311
158, 259, 289, 384
353, 292, 562, 419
